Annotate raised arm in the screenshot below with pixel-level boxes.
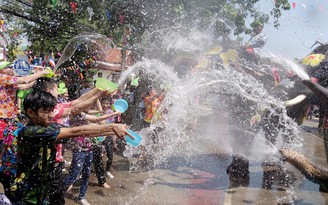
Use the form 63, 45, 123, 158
61, 91, 103, 117
71, 88, 100, 107
17, 81, 35, 90
85, 111, 121, 123
87, 99, 103, 114
17, 69, 49, 84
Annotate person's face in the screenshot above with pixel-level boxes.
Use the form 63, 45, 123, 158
150, 89, 157, 96
255, 26, 263, 34
101, 100, 112, 110
63, 92, 69, 101
47, 83, 59, 99
28, 107, 54, 127
59, 92, 69, 101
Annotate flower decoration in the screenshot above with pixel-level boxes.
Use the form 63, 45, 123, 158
302, 54, 326, 67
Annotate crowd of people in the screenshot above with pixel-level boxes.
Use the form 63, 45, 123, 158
0, 62, 166, 205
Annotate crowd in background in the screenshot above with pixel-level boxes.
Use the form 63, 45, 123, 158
0, 63, 166, 205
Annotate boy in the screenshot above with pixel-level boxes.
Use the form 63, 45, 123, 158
14, 90, 131, 205
32, 77, 109, 164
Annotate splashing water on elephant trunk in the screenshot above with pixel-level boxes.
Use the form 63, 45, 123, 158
284, 58, 310, 80
116, 24, 306, 203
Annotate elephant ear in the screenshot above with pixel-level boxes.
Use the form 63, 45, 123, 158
301, 54, 325, 67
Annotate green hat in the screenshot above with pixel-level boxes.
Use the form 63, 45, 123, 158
0, 61, 12, 70
58, 82, 68, 95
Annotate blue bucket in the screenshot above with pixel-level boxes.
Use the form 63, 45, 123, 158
125, 130, 142, 147
114, 99, 128, 113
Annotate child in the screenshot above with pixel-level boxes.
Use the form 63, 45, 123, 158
0, 66, 50, 202
88, 97, 121, 187
14, 90, 131, 205
64, 103, 121, 203
100, 97, 119, 179
32, 77, 109, 169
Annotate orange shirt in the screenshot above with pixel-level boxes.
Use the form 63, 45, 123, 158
0, 74, 19, 119
144, 95, 155, 123
151, 98, 162, 123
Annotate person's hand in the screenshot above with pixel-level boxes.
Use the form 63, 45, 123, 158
41, 69, 50, 75
42, 68, 54, 78
114, 111, 122, 115
102, 89, 118, 97
111, 123, 134, 140
109, 89, 118, 96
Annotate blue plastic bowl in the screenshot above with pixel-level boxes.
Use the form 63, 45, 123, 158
125, 130, 142, 147
114, 99, 128, 113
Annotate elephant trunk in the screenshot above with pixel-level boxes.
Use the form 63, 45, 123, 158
280, 148, 328, 187
303, 80, 328, 104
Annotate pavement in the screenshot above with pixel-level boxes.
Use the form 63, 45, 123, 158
66, 118, 328, 205
1, 118, 328, 205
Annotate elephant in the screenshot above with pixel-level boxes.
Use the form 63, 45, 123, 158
278, 79, 328, 192
171, 41, 328, 190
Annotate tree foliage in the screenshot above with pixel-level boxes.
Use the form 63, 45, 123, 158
18, 0, 290, 55
0, 14, 24, 61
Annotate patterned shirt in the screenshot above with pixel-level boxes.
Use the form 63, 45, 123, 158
14, 123, 66, 205
0, 74, 19, 119
69, 113, 93, 152
52, 101, 72, 162
104, 108, 116, 124
144, 95, 155, 123
0, 120, 23, 177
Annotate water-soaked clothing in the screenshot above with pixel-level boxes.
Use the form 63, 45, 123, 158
14, 123, 66, 205
0, 120, 23, 203
52, 101, 72, 163
65, 113, 94, 199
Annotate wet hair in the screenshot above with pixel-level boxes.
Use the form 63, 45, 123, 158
23, 90, 57, 114
100, 97, 111, 103
146, 85, 154, 95
32, 77, 58, 92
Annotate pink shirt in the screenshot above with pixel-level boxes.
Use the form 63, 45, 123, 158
52, 101, 72, 162
52, 101, 72, 125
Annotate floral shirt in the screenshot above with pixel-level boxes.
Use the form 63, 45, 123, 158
104, 109, 116, 124
144, 95, 155, 123
52, 101, 72, 162
0, 120, 23, 177
14, 123, 66, 205
0, 74, 19, 119
52, 101, 72, 125
69, 113, 93, 152
151, 97, 162, 123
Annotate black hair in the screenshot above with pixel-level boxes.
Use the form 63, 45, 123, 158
100, 97, 111, 103
23, 90, 57, 114
32, 77, 58, 92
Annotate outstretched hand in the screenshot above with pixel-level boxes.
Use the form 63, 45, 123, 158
111, 123, 134, 141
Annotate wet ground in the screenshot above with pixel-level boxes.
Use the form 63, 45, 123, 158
1, 119, 328, 205
66, 118, 328, 205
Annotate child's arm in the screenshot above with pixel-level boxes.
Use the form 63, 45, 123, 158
17, 98, 22, 113
57, 123, 132, 140
84, 111, 121, 123
70, 88, 100, 107
17, 69, 49, 84
61, 91, 103, 117
16, 81, 35, 90
87, 99, 103, 114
